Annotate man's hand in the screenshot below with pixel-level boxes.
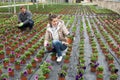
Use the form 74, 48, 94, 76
18, 22, 24, 27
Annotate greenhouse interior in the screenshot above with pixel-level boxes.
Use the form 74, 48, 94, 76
0, 0, 120, 80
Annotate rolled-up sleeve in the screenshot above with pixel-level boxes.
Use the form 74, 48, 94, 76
62, 24, 70, 36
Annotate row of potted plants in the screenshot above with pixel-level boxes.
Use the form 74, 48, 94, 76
76, 24, 85, 80
94, 17, 120, 59
90, 16, 119, 80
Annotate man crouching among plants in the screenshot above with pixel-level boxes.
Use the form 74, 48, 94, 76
17, 6, 34, 31
44, 13, 73, 62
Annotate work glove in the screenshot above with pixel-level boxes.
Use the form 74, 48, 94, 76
18, 22, 24, 27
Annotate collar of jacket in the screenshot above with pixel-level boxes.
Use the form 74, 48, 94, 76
21, 11, 27, 15
47, 22, 61, 33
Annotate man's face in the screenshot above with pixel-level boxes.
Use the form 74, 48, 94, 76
20, 8, 26, 13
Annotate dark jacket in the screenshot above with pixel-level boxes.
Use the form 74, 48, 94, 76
18, 11, 32, 24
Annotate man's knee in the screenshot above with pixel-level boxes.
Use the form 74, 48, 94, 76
29, 20, 34, 25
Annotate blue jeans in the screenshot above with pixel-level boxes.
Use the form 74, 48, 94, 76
52, 40, 67, 57
18, 19, 34, 31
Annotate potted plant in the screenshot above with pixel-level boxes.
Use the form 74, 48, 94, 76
20, 55, 26, 64
39, 49, 45, 57
40, 62, 51, 79
110, 74, 118, 80
23, 42, 28, 49
5, 46, 11, 55
36, 53, 42, 62
106, 54, 114, 64
97, 66, 104, 74
64, 55, 70, 63
40, 39, 44, 43
15, 60, 21, 70
58, 69, 67, 80
32, 44, 39, 50
7, 35, 11, 41
31, 39, 36, 44
42, 68, 50, 79
18, 37, 23, 45
0, 73, 9, 80
116, 51, 120, 58
97, 73, 103, 80
79, 63, 86, 70
0, 65, 3, 74
31, 58, 37, 68
20, 70, 28, 80
26, 63, 32, 74
38, 74, 45, 80
66, 51, 71, 56
9, 51, 15, 63
101, 45, 107, 52
79, 55, 84, 60
0, 50, 5, 59
22, 36, 27, 42
5, 41, 9, 46
20, 46, 25, 54
3, 58, 9, 68
79, 49, 84, 56
0, 43, 4, 50
79, 59, 85, 64
42, 67, 50, 79
28, 41, 32, 47
67, 35, 73, 44
76, 75, 84, 80
50, 52, 57, 61
28, 48, 35, 54
25, 51, 31, 59
91, 42, 96, 47
62, 64, 68, 71
15, 48, 20, 53
76, 67, 85, 80
9, 51, 15, 57
8, 67, 14, 77
78, 66, 85, 74
109, 63, 115, 71
11, 43, 16, 51
46, 41, 53, 51
15, 48, 20, 58
13, 41, 18, 48
37, 70, 46, 80
41, 60, 49, 66
36, 42, 41, 47
90, 62, 99, 72
93, 49, 98, 53
79, 44, 84, 47
91, 55, 97, 63
80, 40, 84, 45
110, 67, 118, 74
33, 35, 38, 40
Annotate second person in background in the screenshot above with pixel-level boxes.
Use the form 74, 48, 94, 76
17, 6, 34, 31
